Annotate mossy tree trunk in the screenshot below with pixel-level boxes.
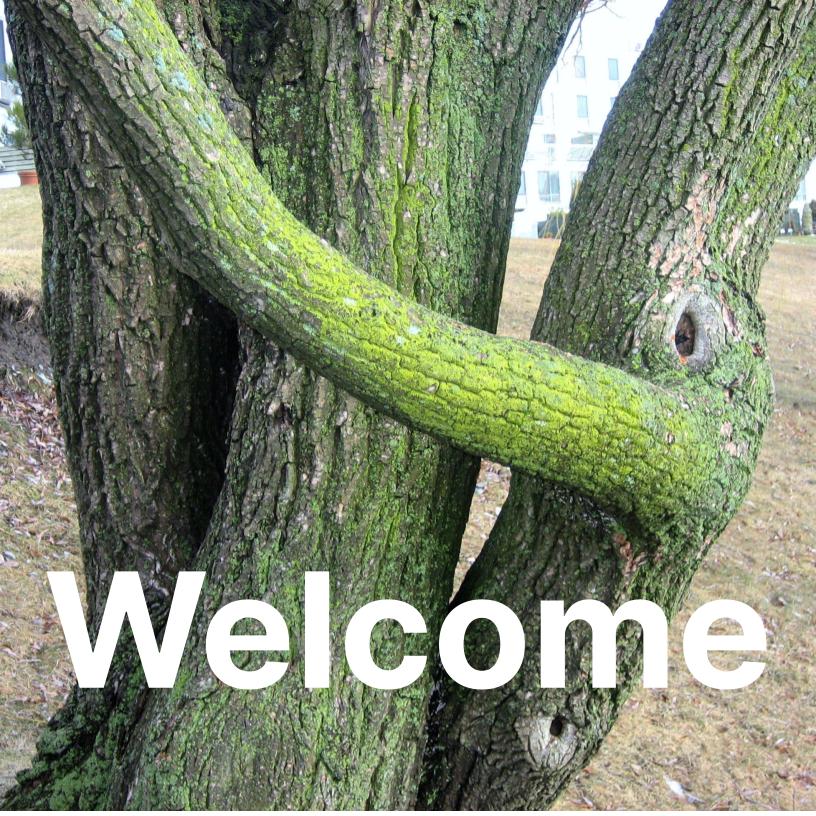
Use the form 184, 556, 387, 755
4, 0, 816, 810
4, 0, 584, 808
420, 1, 816, 806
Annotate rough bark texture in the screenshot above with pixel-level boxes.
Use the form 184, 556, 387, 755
3, 3, 242, 806
6, 0, 722, 525
4, 0, 815, 810
4, 0, 583, 809
420, 1, 816, 808
118, 4, 585, 809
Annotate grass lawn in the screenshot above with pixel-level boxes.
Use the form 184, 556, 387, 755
1, 187, 814, 808
0, 187, 82, 798
0, 187, 43, 301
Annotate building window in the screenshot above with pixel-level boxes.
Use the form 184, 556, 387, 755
608, 58, 619, 81
542, 133, 557, 163
574, 56, 586, 78
796, 179, 807, 201
535, 95, 544, 118
577, 95, 589, 118
539, 93, 555, 121
516, 174, 527, 211
538, 171, 561, 203
611, 96, 617, 109
571, 133, 594, 145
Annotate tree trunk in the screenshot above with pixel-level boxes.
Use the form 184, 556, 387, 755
420, 1, 816, 808
3, 3, 243, 806
4, 0, 583, 808
3, 0, 815, 810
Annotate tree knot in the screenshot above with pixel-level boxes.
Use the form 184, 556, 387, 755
665, 291, 725, 372
515, 714, 579, 771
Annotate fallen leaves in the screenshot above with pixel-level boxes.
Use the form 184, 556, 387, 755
0, 374, 82, 794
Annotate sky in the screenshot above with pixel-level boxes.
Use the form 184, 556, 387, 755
1, 4, 9, 75
593, 0, 667, 24
588, 0, 668, 28
0, 2, 11, 131
562, 0, 668, 61
0, 3, 8, 67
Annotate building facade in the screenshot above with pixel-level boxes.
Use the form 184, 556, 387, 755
511, 3, 656, 239
0, 145, 35, 188
0, 17, 13, 109
792, 163, 816, 216
512, 0, 816, 238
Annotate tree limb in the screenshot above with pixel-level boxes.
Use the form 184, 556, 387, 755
14, 0, 718, 524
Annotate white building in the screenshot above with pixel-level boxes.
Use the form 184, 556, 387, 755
792, 163, 816, 216
0, 145, 34, 188
512, 0, 816, 238
0, 16, 13, 109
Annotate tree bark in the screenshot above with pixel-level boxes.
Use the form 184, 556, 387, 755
118, 4, 585, 809
419, 1, 816, 808
4, 0, 584, 808
4, 0, 815, 810
3, 3, 243, 806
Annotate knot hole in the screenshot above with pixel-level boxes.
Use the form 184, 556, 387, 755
675, 312, 696, 357
550, 716, 565, 737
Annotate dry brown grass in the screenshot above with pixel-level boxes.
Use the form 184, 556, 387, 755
0, 187, 43, 301
0, 188, 814, 808
0, 187, 82, 795
0, 382, 81, 795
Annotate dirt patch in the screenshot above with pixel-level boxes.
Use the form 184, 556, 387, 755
0, 186, 80, 796
0, 372, 81, 796
0, 295, 51, 381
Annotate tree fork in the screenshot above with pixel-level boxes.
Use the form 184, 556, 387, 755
113, 1, 590, 808
6, 0, 589, 808
6, 0, 814, 810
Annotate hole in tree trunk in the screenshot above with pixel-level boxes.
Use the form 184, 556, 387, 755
664, 292, 724, 372
550, 716, 565, 737
674, 312, 696, 357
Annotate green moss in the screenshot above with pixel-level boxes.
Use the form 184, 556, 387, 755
719, 46, 741, 133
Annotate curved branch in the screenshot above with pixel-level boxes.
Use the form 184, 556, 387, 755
14, 0, 716, 524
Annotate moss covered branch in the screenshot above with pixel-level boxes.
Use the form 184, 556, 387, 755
14, 0, 719, 524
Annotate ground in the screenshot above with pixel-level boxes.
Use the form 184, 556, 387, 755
0, 186, 814, 809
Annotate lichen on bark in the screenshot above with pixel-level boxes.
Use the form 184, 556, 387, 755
3, 0, 816, 810
419, 1, 816, 808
